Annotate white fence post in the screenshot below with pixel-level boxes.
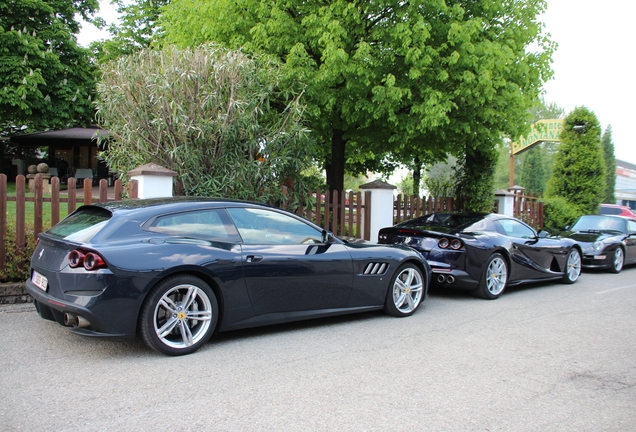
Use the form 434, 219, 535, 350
494, 189, 515, 216
127, 163, 177, 199
360, 179, 396, 243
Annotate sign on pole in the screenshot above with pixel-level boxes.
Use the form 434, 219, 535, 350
511, 119, 564, 155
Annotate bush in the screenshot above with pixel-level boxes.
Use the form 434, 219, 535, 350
543, 196, 582, 234
0, 223, 37, 283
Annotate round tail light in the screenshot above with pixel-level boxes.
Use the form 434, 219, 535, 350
68, 250, 85, 268
83, 252, 106, 271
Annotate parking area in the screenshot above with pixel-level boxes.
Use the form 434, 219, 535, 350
1, 269, 635, 431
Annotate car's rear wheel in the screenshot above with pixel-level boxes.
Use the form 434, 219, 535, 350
472, 253, 508, 300
384, 264, 425, 317
562, 248, 582, 283
140, 275, 218, 356
609, 247, 624, 273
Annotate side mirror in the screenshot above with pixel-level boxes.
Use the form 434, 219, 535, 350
538, 230, 550, 238
564, 226, 570, 231
321, 230, 334, 243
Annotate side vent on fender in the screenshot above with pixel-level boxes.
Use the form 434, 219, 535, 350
550, 257, 561, 272
363, 262, 388, 275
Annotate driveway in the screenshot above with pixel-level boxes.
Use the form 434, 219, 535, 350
1, 269, 635, 431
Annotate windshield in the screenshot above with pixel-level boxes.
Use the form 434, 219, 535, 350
398, 213, 485, 231
571, 215, 626, 233
47, 206, 112, 242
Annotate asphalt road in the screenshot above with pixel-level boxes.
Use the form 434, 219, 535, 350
1, 268, 635, 431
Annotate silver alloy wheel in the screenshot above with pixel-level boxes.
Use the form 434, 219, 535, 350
486, 256, 507, 295
392, 267, 424, 313
566, 249, 582, 282
153, 284, 213, 349
613, 248, 624, 272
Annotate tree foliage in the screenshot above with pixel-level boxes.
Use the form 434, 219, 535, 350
455, 144, 498, 212
519, 146, 545, 194
160, 0, 555, 199
92, 0, 167, 63
95, 45, 316, 203
545, 107, 605, 214
601, 125, 616, 203
424, 156, 457, 198
0, 0, 98, 136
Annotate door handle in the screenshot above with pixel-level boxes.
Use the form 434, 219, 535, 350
246, 255, 263, 263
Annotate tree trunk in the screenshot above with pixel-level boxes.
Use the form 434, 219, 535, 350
413, 156, 422, 196
326, 129, 345, 192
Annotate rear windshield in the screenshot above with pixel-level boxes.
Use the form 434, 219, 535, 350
47, 206, 112, 242
400, 213, 485, 230
599, 206, 620, 215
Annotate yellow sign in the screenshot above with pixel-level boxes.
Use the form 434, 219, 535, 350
511, 119, 564, 155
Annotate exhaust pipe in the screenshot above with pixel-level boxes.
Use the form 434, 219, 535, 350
75, 316, 90, 328
436, 274, 446, 283
447, 275, 456, 284
63, 313, 76, 327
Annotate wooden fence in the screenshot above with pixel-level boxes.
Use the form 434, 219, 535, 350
393, 192, 544, 230
512, 192, 544, 230
0, 175, 370, 272
393, 195, 458, 224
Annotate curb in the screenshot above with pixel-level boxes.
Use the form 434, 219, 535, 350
0, 283, 32, 304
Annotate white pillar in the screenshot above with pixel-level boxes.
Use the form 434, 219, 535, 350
360, 179, 396, 243
494, 189, 515, 216
127, 163, 177, 199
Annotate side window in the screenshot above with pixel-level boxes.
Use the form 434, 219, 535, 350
227, 207, 323, 245
147, 209, 239, 241
628, 220, 636, 233
497, 219, 536, 239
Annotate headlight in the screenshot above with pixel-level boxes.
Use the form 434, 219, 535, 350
592, 240, 604, 251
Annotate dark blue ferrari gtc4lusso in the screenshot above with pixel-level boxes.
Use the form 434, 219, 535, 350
26, 198, 431, 355
378, 213, 582, 300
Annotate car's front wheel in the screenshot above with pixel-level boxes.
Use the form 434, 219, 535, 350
562, 248, 582, 283
471, 253, 508, 300
384, 264, 425, 317
609, 247, 624, 274
140, 275, 218, 356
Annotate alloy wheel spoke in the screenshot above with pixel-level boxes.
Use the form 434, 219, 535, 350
178, 321, 194, 347
159, 297, 178, 314
186, 310, 212, 321
181, 286, 198, 310
394, 291, 407, 308
158, 317, 179, 338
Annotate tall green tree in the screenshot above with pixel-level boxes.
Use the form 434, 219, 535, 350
519, 146, 545, 194
0, 0, 98, 136
160, 0, 555, 202
601, 125, 616, 203
92, 0, 168, 63
545, 107, 605, 214
96, 45, 316, 202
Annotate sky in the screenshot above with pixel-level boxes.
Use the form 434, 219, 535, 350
77, 0, 636, 164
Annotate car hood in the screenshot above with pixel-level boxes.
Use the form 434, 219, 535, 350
561, 231, 616, 244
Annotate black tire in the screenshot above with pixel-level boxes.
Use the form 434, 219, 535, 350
562, 248, 582, 284
140, 275, 218, 356
471, 253, 508, 300
384, 264, 425, 317
608, 247, 624, 274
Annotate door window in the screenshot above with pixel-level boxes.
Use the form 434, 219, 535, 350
227, 207, 323, 245
496, 219, 536, 239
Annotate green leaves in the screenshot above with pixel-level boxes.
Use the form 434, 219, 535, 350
546, 107, 605, 214
0, 0, 97, 135
96, 45, 316, 203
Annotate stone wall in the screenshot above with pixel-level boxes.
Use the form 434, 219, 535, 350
0, 283, 32, 304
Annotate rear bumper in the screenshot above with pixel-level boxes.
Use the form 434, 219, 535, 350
26, 278, 136, 339
428, 261, 479, 290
